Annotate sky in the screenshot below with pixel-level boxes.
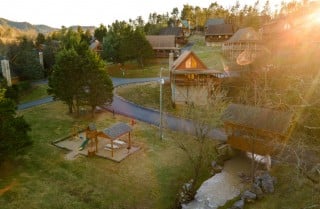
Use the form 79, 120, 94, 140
2, 0, 289, 28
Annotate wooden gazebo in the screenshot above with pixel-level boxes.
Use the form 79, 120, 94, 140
221, 103, 294, 156
222, 27, 264, 64
98, 122, 132, 157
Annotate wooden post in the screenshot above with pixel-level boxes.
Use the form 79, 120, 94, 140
95, 137, 98, 153
111, 139, 114, 157
128, 132, 131, 153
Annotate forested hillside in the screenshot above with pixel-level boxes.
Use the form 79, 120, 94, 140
0, 18, 57, 43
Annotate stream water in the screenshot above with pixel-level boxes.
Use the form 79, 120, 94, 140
183, 154, 252, 209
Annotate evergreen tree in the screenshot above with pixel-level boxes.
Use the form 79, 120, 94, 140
7, 37, 44, 80
48, 48, 113, 116
0, 89, 31, 163
94, 24, 108, 42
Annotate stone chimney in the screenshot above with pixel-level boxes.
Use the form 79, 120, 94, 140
1, 60, 11, 86
39, 52, 44, 67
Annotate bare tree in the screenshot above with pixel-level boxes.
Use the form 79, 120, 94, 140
176, 88, 228, 203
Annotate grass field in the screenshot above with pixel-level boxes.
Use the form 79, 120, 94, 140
0, 101, 216, 209
106, 58, 170, 78
19, 84, 49, 103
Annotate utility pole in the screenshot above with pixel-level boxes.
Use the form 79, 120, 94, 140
159, 67, 164, 140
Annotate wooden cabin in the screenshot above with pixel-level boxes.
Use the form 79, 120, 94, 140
146, 35, 180, 58
205, 24, 234, 46
159, 27, 187, 47
89, 40, 103, 53
221, 104, 294, 156
222, 27, 264, 64
170, 51, 224, 106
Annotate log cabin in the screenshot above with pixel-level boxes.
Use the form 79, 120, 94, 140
205, 24, 234, 46
170, 51, 224, 106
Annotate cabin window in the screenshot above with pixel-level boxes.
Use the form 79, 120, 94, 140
185, 57, 197, 68
187, 74, 195, 80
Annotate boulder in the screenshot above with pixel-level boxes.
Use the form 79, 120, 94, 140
230, 199, 245, 209
260, 173, 275, 193
251, 183, 264, 199
211, 160, 223, 174
241, 190, 256, 202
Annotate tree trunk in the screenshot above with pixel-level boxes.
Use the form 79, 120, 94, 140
91, 105, 96, 118
68, 104, 73, 113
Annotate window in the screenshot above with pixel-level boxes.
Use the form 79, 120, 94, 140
185, 57, 197, 68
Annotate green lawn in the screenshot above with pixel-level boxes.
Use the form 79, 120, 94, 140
19, 84, 49, 103
116, 82, 177, 114
0, 101, 216, 209
106, 58, 170, 78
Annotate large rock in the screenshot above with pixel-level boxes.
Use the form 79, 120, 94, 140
260, 173, 275, 193
255, 172, 275, 194
251, 183, 264, 199
230, 199, 245, 209
241, 190, 257, 202
211, 160, 223, 174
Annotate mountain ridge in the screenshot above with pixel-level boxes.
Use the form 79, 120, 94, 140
0, 17, 58, 34
0, 17, 97, 34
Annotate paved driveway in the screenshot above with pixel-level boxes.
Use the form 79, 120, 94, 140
18, 77, 227, 141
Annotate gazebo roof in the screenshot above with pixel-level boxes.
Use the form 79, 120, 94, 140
102, 122, 132, 139
226, 27, 261, 43
222, 103, 294, 135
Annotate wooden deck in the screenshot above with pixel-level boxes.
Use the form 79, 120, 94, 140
54, 132, 140, 162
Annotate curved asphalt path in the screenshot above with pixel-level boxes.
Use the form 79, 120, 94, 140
104, 77, 226, 141
18, 77, 226, 141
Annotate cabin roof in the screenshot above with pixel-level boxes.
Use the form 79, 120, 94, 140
181, 20, 188, 27
171, 50, 208, 71
205, 24, 234, 36
221, 103, 294, 135
102, 122, 132, 139
159, 27, 184, 37
205, 18, 225, 28
146, 35, 177, 49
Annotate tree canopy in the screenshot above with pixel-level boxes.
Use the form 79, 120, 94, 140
94, 24, 108, 42
48, 48, 113, 117
102, 21, 153, 66
7, 36, 44, 80
0, 89, 31, 163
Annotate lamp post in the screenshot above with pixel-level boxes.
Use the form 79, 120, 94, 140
159, 67, 164, 140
